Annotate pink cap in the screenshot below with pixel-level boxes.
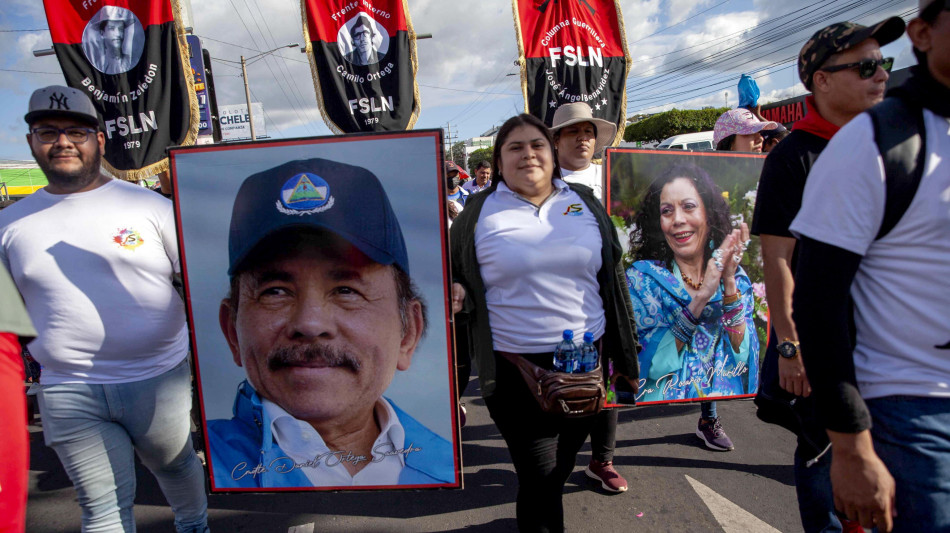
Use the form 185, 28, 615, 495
713, 108, 779, 147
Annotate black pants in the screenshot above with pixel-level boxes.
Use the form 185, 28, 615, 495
485, 353, 596, 533
590, 408, 618, 463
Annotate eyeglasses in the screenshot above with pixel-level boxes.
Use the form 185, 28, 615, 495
30, 127, 98, 144
820, 57, 894, 79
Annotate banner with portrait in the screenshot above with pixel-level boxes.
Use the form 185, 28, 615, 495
301, 0, 420, 133
169, 131, 460, 492
43, 0, 198, 180
606, 149, 769, 405
512, 0, 629, 144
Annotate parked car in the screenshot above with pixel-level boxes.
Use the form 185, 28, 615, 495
656, 131, 715, 151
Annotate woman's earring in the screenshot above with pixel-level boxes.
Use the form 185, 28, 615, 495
708, 238, 715, 250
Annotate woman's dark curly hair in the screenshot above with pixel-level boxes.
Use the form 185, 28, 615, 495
630, 163, 733, 270
491, 114, 562, 187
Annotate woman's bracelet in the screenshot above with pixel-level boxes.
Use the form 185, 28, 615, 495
722, 292, 740, 305
672, 307, 699, 343
721, 305, 745, 327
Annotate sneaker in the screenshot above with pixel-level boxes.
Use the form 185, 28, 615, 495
696, 417, 734, 451
841, 519, 865, 533
585, 460, 628, 492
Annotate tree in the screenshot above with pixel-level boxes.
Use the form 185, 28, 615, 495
467, 147, 492, 170
450, 141, 467, 170
623, 107, 729, 144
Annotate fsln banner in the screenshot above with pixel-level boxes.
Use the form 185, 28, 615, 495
43, 0, 198, 180
301, 0, 420, 133
513, 0, 630, 146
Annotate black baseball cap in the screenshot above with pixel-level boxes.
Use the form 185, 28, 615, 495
228, 158, 409, 276
24, 85, 100, 127
798, 17, 906, 90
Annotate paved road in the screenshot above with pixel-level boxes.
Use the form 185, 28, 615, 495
26, 383, 804, 532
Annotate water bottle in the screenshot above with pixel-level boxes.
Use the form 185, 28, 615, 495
553, 330, 578, 373
578, 332, 598, 372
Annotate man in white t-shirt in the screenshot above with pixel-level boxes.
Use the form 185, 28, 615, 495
551, 102, 616, 202
0, 86, 208, 532
549, 102, 627, 493
790, 2, 950, 530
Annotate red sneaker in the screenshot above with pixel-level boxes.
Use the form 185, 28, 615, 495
585, 460, 628, 493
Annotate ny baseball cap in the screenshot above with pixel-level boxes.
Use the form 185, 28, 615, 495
227, 158, 409, 276
713, 108, 779, 146
798, 17, 906, 90
24, 85, 100, 127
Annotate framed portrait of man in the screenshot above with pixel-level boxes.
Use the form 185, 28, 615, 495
169, 131, 461, 492
606, 148, 768, 406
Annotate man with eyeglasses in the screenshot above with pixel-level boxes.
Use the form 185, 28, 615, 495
791, 0, 950, 530
750, 15, 905, 533
0, 85, 209, 532
344, 14, 381, 67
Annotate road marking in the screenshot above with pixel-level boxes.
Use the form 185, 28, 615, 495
288, 523, 314, 533
685, 475, 782, 533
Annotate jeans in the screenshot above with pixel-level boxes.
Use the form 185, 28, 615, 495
701, 401, 717, 419
794, 444, 842, 533
590, 408, 618, 463
39, 358, 208, 533
866, 396, 950, 532
486, 353, 595, 533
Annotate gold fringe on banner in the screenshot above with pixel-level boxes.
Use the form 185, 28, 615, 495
107, 0, 199, 182
511, 0, 530, 113
402, 0, 421, 131
612, 0, 632, 148
300, 0, 421, 134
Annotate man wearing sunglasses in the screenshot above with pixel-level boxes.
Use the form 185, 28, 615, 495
0, 85, 209, 532
792, 0, 950, 530
751, 15, 905, 533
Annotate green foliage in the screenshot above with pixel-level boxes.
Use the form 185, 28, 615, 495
467, 147, 493, 170
449, 142, 467, 169
623, 107, 729, 144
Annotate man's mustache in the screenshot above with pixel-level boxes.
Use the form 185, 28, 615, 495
267, 345, 362, 372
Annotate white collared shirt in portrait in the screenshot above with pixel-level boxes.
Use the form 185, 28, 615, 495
263, 397, 406, 486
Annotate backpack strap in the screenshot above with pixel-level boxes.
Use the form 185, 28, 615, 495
867, 97, 927, 240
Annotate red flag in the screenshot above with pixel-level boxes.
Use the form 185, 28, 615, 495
302, 0, 420, 133
43, 0, 198, 180
513, 0, 630, 145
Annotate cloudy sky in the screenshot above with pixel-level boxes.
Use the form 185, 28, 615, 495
0, 0, 919, 161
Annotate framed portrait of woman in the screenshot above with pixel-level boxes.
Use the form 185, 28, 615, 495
605, 148, 768, 406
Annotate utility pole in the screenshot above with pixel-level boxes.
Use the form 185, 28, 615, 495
241, 55, 255, 141
444, 122, 459, 164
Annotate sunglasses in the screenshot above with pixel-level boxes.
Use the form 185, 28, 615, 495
820, 57, 894, 79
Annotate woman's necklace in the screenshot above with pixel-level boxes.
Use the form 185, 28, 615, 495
681, 270, 702, 290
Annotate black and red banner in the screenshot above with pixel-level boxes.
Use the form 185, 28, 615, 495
513, 0, 630, 144
43, 0, 198, 180
302, 0, 420, 133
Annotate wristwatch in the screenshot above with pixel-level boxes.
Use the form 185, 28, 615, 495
776, 339, 800, 359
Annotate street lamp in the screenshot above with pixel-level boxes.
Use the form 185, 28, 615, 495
240, 43, 298, 140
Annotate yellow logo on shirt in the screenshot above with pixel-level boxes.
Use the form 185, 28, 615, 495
563, 203, 583, 216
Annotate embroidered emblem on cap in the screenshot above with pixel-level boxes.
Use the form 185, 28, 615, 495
276, 172, 335, 215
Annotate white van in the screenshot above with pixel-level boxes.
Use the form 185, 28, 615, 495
656, 131, 715, 151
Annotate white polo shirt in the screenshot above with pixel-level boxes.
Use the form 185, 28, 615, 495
475, 179, 605, 353
264, 398, 406, 487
